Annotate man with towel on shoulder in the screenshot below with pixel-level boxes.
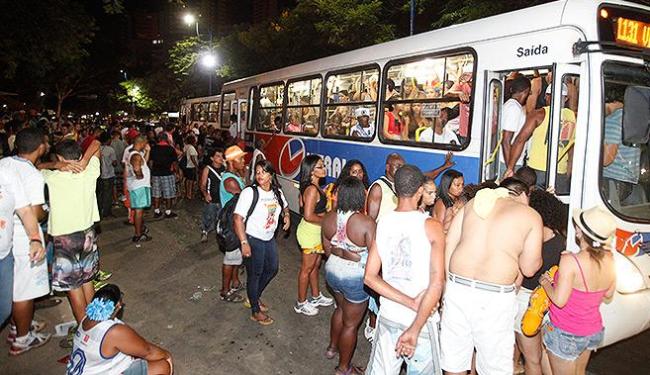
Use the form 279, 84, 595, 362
440, 178, 543, 375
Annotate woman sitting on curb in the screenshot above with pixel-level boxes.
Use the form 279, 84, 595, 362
67, 284, 173, 375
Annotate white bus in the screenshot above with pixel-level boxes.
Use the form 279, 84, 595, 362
191, 0, 650, 347
179, 95, 222, 129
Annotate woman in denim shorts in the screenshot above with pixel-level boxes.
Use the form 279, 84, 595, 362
322, 177, 377, 375
539, 206, 617, 374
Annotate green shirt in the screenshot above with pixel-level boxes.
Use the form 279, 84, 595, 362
42, 157, 101, 236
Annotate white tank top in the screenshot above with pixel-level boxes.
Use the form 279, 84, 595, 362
376, 210, 431, 328
371, 177, 397, 222
126, 150, 151, 191
67, 318, 134, 375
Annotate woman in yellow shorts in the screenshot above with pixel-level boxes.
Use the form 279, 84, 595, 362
294, 155, 334, 316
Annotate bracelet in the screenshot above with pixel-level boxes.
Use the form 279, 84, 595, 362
30, 239, 41, 244
240, 240, 248, 245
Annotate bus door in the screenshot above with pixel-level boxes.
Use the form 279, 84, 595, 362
547, 64, 581, 201
481, 71, 504, 181
237, 98, 248, 141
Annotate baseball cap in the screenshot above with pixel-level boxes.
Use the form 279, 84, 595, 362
127, 128, 139, 140
545, 83, 568, 96
354, 108, 370, 118
225, 145, 246, 161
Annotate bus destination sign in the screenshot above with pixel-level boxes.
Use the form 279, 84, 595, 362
615, 17, 650, 49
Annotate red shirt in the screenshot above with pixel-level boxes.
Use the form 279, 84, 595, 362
80, 135, 96, 153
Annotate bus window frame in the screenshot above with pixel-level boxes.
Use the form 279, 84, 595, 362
208, 101, 220, 124
284, 74, 323, 137
220, 91, 237, 129
255, 81, 286, 133
598, 60, 650, 224
247, 86, 257, 131
378, 48, 477, 151
322, 63, 381, 143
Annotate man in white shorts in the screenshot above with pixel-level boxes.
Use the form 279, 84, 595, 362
441, 178, 543, 375
0, 128, 51, 355
365, 164, 446, 374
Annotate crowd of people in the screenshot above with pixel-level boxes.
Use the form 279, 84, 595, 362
0, 108, 619, 375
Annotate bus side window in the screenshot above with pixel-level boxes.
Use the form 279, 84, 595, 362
324, 68, 378, 139
285, 77, 321, 136
554, 74, 579, 195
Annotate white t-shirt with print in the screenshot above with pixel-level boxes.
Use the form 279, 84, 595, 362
0, 164, 29, 258
0, 157, 45, 254
184, 144, 198, 169
234, 186, 287, 241
501, 98, 527, 166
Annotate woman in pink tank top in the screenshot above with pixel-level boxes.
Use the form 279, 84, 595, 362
539, 207, 617, 375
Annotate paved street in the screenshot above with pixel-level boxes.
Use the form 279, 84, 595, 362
2, 199, 649, 374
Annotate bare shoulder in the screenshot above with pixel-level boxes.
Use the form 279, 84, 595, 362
368, 183, 381, 197
424, 216, 444, 240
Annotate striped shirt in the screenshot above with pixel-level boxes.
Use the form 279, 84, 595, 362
603, 109, 640, 184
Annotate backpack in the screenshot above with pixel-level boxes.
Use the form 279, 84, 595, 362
216, 186, 259, 253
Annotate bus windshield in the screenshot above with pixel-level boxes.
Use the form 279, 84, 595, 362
600, 61, 650, 221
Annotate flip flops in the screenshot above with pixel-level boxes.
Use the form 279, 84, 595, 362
249, 315, 274, 326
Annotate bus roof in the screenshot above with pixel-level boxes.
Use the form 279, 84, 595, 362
222, 0, 649, 89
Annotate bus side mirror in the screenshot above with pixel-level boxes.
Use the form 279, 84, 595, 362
622, 86, 650, 145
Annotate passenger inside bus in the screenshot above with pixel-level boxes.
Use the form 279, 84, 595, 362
506, 82, 576, 191
602, 85, 644, 207
418, 107, 460, 145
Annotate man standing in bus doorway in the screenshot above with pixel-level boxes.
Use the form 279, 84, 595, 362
500, 76, 531, 175
440, 178, 543, 375
364, 164, 446, 375
505, 83, 576, 191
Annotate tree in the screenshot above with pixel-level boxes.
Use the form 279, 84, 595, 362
0, 0, 94, 80
432, 0, 553, 28
117, 80, 157, 113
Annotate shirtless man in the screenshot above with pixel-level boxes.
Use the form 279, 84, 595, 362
440, 178, 543, 375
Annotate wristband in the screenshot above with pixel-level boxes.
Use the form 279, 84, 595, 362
240, 240, 248, 245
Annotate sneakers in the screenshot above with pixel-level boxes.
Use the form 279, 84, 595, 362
96, 269, 113, 282
200, 231, 208, 242
9, 331, 51, 356
153, 210, 163, 218
132, 234, 152, 243
6, 320, 47, 343
308, 293, 334, 307
164, 212, 178, 219
93, 280, 108, 291
294, 300, 319, 316
364, 319, 375, 342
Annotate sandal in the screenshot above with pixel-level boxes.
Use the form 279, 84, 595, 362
220, 290, 244, 303
325, 346, 338, 360
249, 315, 274, 326
335, 366, 365, 375
243, 298, 269, 312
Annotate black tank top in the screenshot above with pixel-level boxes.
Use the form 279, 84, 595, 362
206, 165, 225, 203
301, 184, 327, 215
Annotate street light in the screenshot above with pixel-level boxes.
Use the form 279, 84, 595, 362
183, 13, 199, 36
39, 92, 45, 97
200, 53, 217, 69
200, 52, 217, 96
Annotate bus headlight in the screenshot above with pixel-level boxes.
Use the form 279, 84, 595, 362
614, 251, 647, 294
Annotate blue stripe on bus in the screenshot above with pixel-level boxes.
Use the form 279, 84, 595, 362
300, 138, 480, 185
